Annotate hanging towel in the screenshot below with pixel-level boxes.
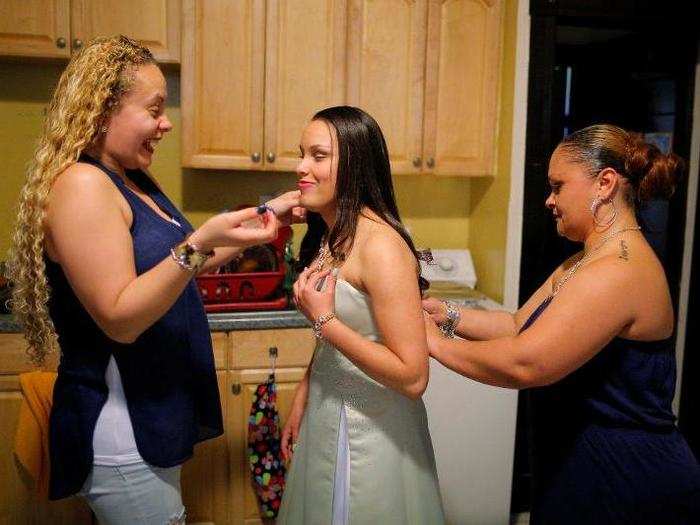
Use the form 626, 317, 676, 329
14, 371, 57, 499
247, 373, 286, 519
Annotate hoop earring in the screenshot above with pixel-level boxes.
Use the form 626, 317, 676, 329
590, 197, 617, 228
101, 126, 108, 133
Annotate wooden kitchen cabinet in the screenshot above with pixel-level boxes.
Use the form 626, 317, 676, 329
182, 329, 313, 525
181, 0, 347, 171
0, 0, 179, 62
348, 0, 503, 176
180, 333, 230, 525
0, 0, 71, 59
71, 0, 180, 63
228, 328, 315, 525
423, 0, 504, 176
0, 334, 92, 524
0, 327, 315, 525
346, 0, 428, 175
182, 0, 504, 176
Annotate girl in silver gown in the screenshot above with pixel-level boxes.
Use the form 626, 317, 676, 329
277, 106, 445, 525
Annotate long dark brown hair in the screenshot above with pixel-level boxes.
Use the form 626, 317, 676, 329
298, 106, 428, 292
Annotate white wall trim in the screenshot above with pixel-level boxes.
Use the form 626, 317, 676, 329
503, 0, 530, 312
673, 42, 700, 415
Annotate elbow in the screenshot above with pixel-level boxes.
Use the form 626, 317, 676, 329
509, 360, 556, 389
403, 369, 429, 400
102, 325, 139, 344
97, 315, 142, 344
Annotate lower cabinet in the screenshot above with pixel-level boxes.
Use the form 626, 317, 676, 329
183, 328, 315, 524
0, 334, 93, 524
0, 327, 314, 525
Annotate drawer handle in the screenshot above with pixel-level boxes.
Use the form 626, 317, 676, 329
56, 37, 67, 49
231, 383, 241, 395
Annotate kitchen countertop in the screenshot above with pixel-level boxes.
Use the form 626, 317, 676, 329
0, 294, 502, 334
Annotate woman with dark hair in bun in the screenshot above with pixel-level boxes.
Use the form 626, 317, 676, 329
422, 124, 700, 524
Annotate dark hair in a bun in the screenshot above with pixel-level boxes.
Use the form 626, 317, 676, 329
557, 124, 684, 205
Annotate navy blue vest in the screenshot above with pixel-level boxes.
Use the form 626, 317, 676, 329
47, 155, 222, 499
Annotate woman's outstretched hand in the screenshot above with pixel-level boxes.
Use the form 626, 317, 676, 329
266, 190, 306, 226
189, 207, 278, 253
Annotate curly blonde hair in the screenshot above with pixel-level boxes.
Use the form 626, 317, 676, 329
7, 35, 155, 365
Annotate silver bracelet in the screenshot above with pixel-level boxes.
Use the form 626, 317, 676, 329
313, 312, 336, 340
440, 301, 460, 338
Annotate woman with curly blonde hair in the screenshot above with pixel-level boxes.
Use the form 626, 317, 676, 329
8, 35, 299, 523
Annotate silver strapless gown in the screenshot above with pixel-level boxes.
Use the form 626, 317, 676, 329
277, 280, 445, 525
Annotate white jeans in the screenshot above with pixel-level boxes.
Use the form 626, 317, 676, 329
79, 462, 185, 525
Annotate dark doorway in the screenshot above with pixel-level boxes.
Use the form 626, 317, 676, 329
513, 2, 698, 513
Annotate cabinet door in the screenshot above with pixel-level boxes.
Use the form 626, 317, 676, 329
263, 0, 347, 172
181, 0, 265, 169
180, 333, 230, 524
0, 0, 70, 58
180, 371, 230, 524
230, 368, 309, 525
0, 335, 92, 524
423, 0, 503, 176
71, 0, 180, 63
346, 0, 428, 175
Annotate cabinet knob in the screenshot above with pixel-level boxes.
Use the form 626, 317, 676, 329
412, 156, 422, 168
56, 37, 67, 49
231, 383, 241, 395
251, 152, 261, 163
72, 38, 83, 50
426, 157, 435, 169
266, 151, 276, 163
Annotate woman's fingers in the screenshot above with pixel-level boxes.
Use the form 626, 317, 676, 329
291, 206, 307, 223
307, 269, 331, 293
227, 206, 262, 227
226, 211, 278, 245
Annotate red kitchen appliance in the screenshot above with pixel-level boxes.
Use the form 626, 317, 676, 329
196, 226, 292, 312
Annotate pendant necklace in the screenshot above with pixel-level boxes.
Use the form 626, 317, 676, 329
551, 225, 641, 297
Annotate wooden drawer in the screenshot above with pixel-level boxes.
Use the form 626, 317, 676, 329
230, 329, 315, 370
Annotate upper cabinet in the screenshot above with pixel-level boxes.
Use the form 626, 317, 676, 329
0, 0, 180, 63
423, 0, 503, 176
182, 0, 504, 176
0, 0, 71, 58
181, 0, 347, 171
346, 0, 428, 175
71, 0, 181, 63
348, 0, 503, 176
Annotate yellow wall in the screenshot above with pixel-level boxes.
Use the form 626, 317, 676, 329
0, 1, 517, 301
468, 0, 518, 302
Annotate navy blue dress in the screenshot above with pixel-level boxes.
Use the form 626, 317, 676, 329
47, 155, 222, 499
522, 297, 700, 524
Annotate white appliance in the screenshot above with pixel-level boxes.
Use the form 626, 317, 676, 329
421, 250, 518, 525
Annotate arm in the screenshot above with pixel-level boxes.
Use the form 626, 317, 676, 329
46, 165, 278, 343
422, 297, 517, 340
425, 257, 634, 389
197, 190, 303, 274
296, 230, 429, 400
